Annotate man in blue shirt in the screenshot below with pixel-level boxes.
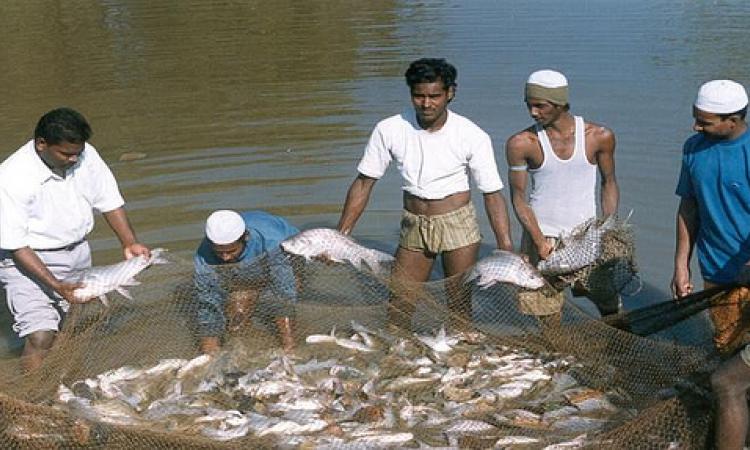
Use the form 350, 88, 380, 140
194, 210, 299, 354
670, 79, 750, 450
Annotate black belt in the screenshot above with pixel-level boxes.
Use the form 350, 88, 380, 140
34, 239, 86, 252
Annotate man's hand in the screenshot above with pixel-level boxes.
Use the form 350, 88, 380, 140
54, 281, 87, 304
671, 268, 693, 299
536, 240, 555, 260
123, 243, 150, 260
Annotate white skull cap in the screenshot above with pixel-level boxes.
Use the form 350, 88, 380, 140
526, 69, 568, 88
694, 80, 748, 114
205, 210, 245, 245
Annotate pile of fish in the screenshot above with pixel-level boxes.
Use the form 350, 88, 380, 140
52, 323, 641, 448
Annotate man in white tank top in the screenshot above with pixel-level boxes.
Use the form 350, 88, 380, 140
505, 70, 619, 317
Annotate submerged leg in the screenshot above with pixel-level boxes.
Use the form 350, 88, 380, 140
711, 348, 750, 450
442, 242, 480, 330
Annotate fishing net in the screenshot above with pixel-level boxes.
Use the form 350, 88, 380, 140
0, 229, 730, 449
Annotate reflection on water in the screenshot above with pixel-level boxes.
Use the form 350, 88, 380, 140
0, 1, 749, 306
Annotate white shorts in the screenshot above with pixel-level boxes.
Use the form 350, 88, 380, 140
0, 242, 91, 337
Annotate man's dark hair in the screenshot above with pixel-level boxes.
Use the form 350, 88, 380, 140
34, 107, 92, 144
719, 106, 748, 121
404, 58, 457, 90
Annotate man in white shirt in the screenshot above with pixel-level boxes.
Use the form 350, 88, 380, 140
505, 70, 619, 317
337, 58, 513, 329
0, 107, 150, 372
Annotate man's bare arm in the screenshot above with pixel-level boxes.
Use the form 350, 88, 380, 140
11, 248, 82, 303
506, 134, 550, 257
103, 207, 150, 259
672, 197, 698, 297
594, 127, 619, 217
336, 174, 377, 235
483, 191, 513, 251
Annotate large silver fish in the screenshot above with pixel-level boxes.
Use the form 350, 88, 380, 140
464, 250, 546, 290
280, 228, 394, 275
70, 248, 168, 305
538, 215, 618, 276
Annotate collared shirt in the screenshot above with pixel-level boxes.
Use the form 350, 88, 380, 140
0, 140, 124, 250
193, 211, 300, 337
356, 109, 503, 199
676, 129, 750, 283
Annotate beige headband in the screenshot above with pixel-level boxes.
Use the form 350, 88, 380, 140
525, 84, 569, 106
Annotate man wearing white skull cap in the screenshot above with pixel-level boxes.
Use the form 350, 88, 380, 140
670, 79, 749, 450
194, 210, 299, 354
505, 69, 620, 317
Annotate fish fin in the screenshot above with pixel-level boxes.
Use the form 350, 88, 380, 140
98, 295, 109, 307
120, 279, 142, 287
116, 287, 133, 300
149, 248, 169, 265
330, 325, 337, 338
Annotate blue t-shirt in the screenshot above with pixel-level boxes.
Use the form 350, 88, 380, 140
193, 211, 300, 336
676, 129, 750, 283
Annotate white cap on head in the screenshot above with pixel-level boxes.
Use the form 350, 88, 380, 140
694, 79, 748, 114
205, 210, 246, 245
526, 69, 568, 88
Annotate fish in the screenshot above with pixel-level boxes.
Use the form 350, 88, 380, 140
537, 215, 619, 276
415, 327, 458, 353
280, 228, 394, 275
464, 250, 546, 290
305, 327, 376, 353
70, 248, 169, 305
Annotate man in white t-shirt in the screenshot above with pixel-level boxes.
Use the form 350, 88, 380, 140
505, 70, 619, 317
0, 107, 151, 371
337, 58, 513, 328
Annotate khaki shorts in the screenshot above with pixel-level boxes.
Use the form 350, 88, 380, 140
399, 202, 481, 254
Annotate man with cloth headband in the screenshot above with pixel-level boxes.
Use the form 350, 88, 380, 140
194, 210, 299, 354
505, 69, 619, 317
668, 79, 750, 450
337, 57, 513, 329
0, 107, 151, 372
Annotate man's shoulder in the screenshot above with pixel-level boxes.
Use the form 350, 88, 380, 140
683, 133, 707, 154
506, 127, 538, 151
0, 141, 39, 189
241, 211, 298, 234
374, 112, 414, 130
583, 120, 615, 140
446, 110, 488, 134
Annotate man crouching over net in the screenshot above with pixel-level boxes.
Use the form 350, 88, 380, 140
193, 210, 299, 354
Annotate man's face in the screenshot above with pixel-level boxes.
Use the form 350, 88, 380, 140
410, 80, 454, 129
526, 98, 565, 127
35, 138, 84, 174
692, 107, 737, 140
211, 235, 247, 263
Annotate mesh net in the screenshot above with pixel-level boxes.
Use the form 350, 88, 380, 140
0, 230, 731, 449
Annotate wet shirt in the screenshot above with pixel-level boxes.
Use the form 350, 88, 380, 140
193, 211, 299, 337
356, 109, 503, 199
0, 140, 124, 250
676, 129, 750, 283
